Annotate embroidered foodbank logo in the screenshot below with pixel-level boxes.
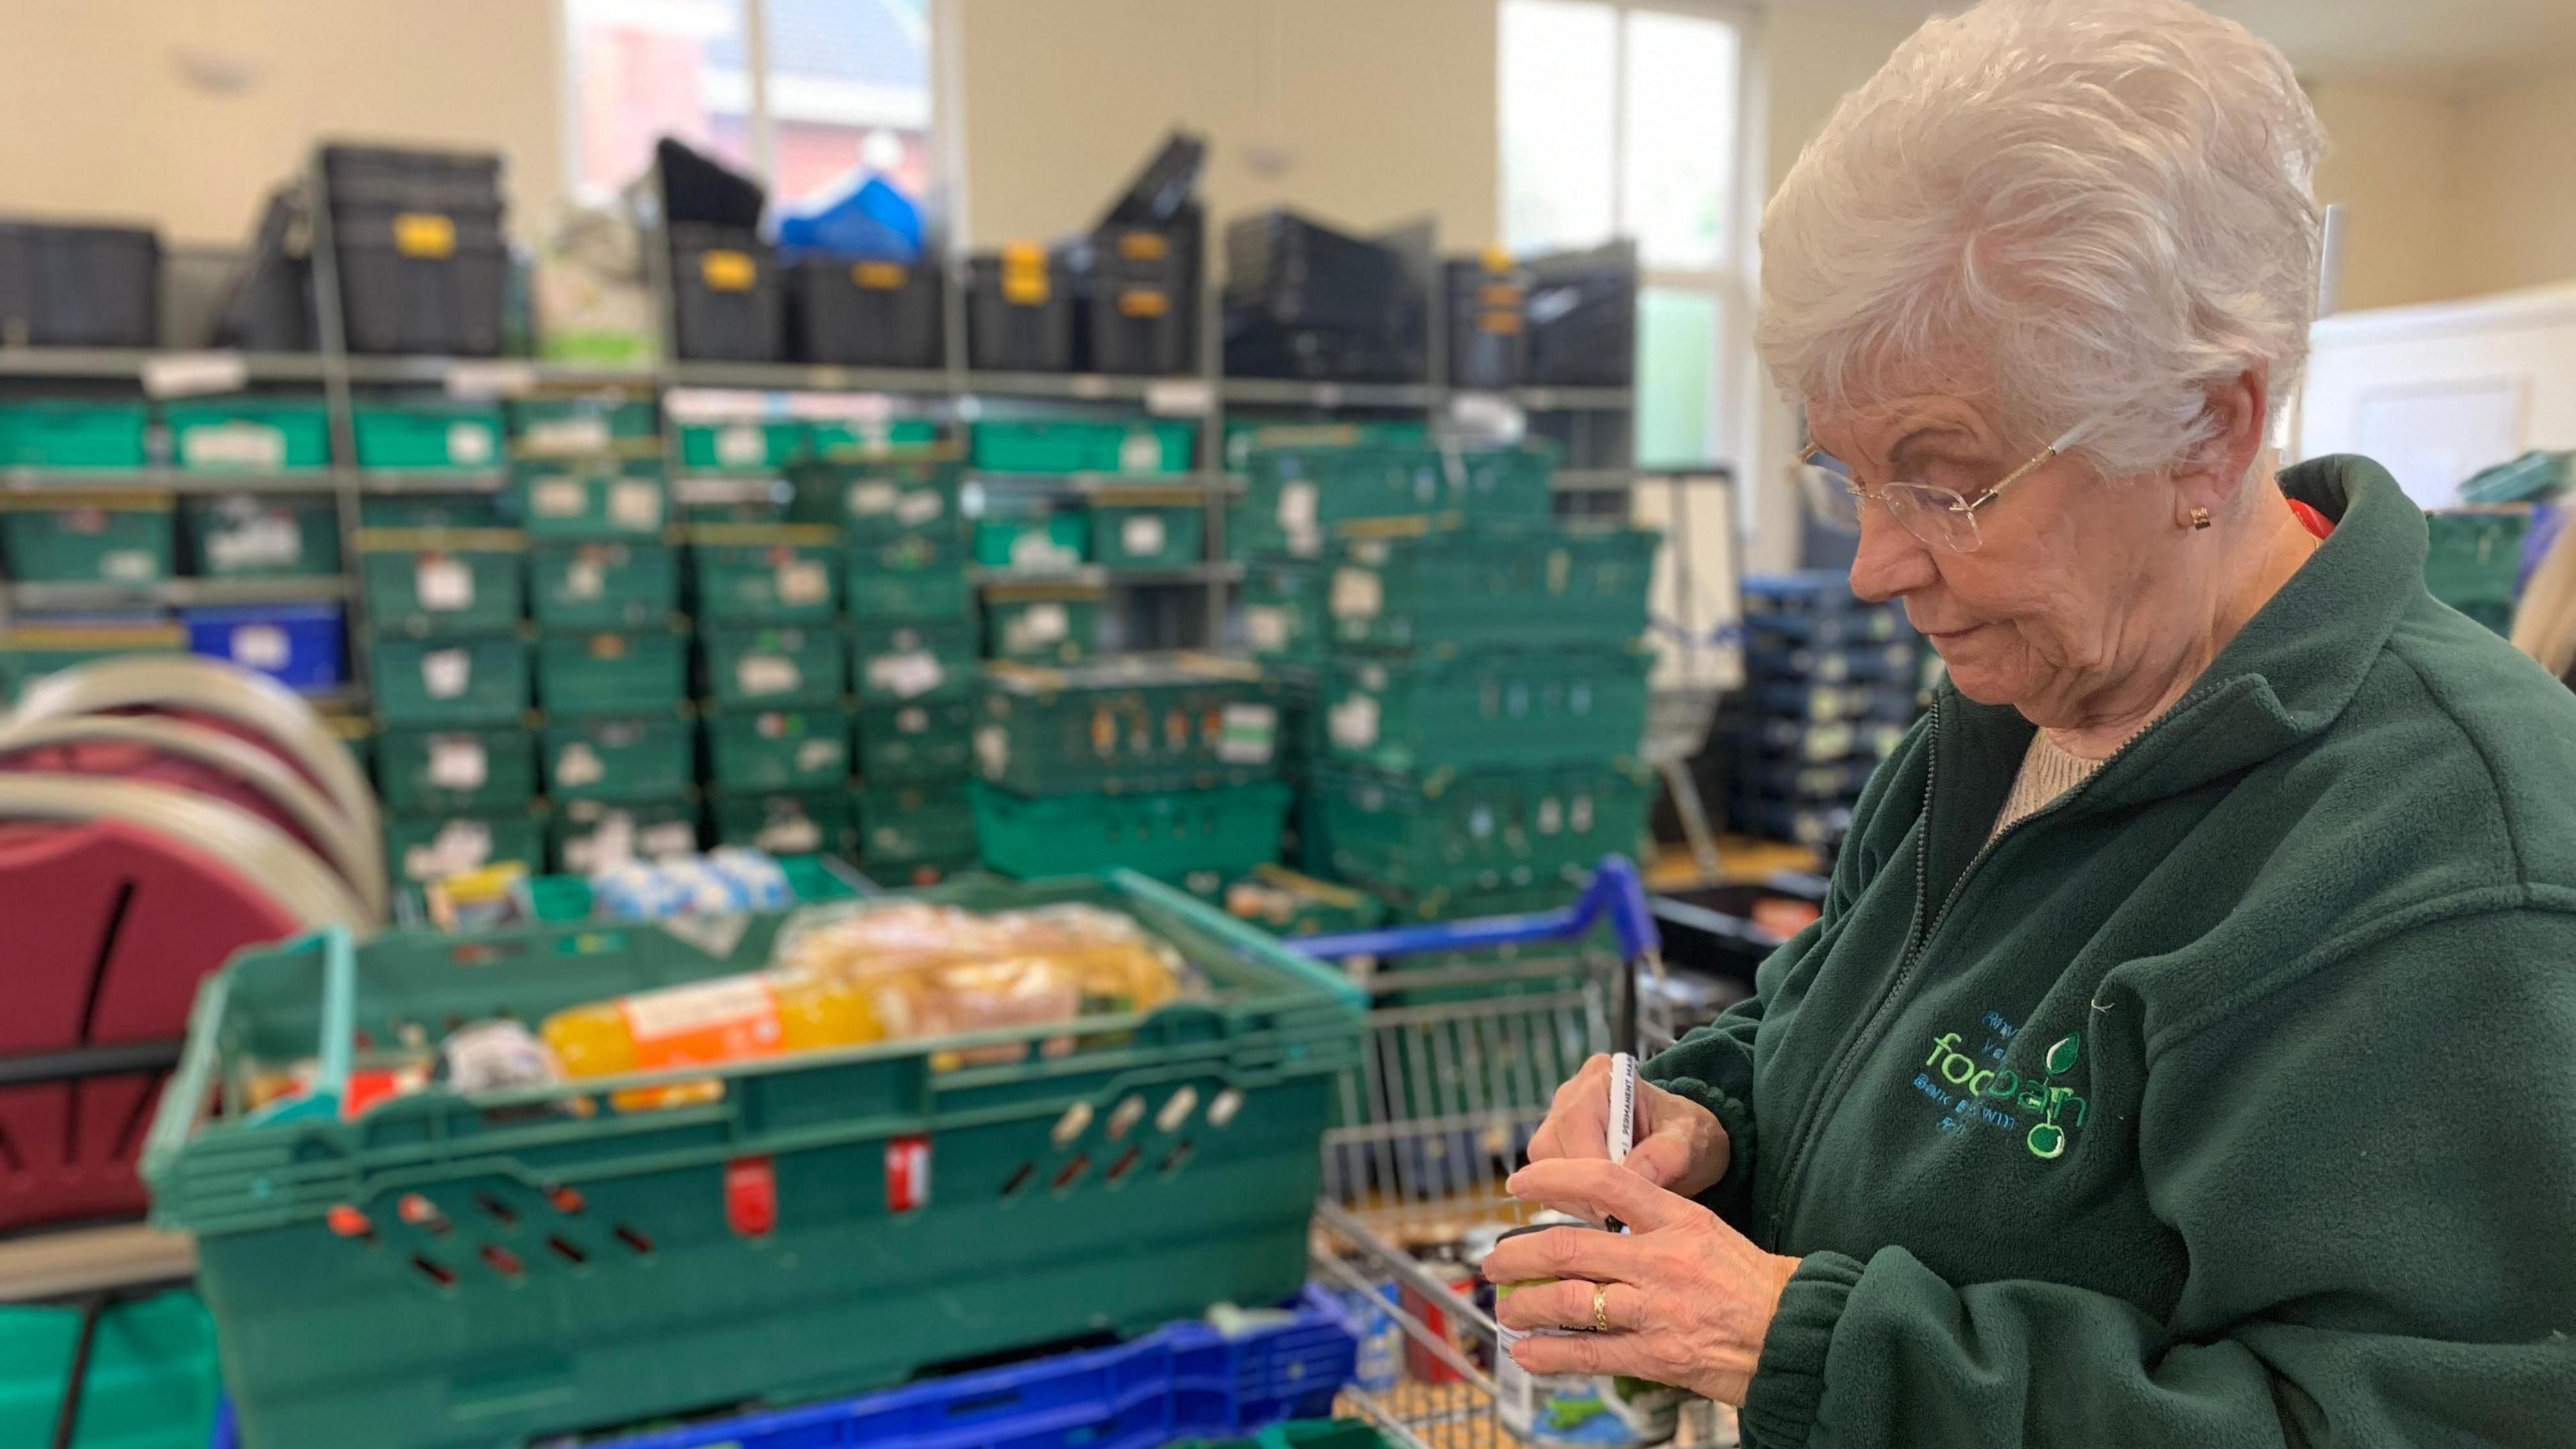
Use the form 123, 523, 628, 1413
1920, 1025, 2088, 1159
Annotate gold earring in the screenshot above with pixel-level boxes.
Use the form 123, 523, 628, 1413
2188, 507, 2212, 531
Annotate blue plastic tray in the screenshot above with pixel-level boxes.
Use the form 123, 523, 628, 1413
180, 602, 346, 694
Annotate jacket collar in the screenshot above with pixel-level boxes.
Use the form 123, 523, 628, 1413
1931, 454, 2426, 818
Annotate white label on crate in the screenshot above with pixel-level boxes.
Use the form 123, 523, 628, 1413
895, 490, 945, 527
421, 647, 472, 700
608, 480, 663, 529
1330, 568, 1383, 621
1120, 515, 1167, 559
1010, 532, 1077, 570
565, 557, 606, 599
209, 513, 301, 570
1215, 703, 1277, 765
1277, 481, 1318, 534
847, 482, 899, 517
444, 362, 537, 400
1537, 796, 1564, 835
1327, 694, 1381, 749
533, 478, 588, 518
229, 624, 290, 671
182, 422, 286, 471
409, 818, 493, 880
758, 815, 823, 854
1144, 379, 1214, 417
556, 741, 606, 788
868, 650, 945, 700
1118, 431, 1165, 474
141, 352, 250, 400
796, 738, 841, 773
716, 425, 766, 469
101, 549, 154, 582
429, 737, 488, 790
621, 976, 778, 1043
896, 706, 929, 734
417, 557, 475, 612
640, 820, 698, 856
738, 654, 801, 696
447, 422, 496, 467
526, 417, 610, 455
1570, 792, 1594, 833
1019, 602, 1069, 644
777, 559, 828, 606
1245, 605, 1289, 654
975, 723, 1010, 777
1468, 806, 1495, 841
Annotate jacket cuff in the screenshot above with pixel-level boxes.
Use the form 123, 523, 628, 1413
1739, 1250, 1864, 1449
1646, 1072, 1757, 1220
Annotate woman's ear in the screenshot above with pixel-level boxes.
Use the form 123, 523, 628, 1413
2172, 368, 2270, 526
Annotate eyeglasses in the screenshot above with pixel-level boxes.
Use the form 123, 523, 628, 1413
1797, 421, 2094, 553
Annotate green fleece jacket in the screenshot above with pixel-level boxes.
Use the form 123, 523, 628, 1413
1648, 456, 2576, 1447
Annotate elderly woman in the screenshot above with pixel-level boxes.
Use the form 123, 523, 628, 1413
1485, 1, 2576, 1444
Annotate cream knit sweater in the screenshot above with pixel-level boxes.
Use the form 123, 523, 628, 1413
1990, 731, 2109, 839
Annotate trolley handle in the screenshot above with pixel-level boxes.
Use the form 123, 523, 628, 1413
1290, 855, 1662, 965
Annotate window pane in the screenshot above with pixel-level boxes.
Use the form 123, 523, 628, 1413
760, 0, 936, 207
1500, 0, 1617, 255
565, 0, 753, 197
1638, 287, 1719, 467
1621, 10, 1739, 269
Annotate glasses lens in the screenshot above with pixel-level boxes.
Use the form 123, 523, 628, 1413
1794, 462, 1864, 531
1882, 482, 1981, 553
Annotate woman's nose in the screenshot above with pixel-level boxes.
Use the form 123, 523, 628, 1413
1847, 501, 1937, 604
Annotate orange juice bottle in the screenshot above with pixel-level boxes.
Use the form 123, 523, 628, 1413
541, 970, 885, 1110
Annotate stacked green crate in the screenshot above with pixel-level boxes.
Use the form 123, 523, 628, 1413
810, 451, 977, 876
971, 652, 1289, 892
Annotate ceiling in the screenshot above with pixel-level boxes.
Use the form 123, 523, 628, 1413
1773, 0, 2576, 91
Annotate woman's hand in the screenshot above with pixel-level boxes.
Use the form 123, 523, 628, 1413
1525, 1053, 1731, 1198
1486, 1158, 1802, 1407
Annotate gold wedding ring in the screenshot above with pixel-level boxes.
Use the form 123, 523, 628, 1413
1591, 1281, 1611, 1333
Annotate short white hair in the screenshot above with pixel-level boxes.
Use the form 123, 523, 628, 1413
1756, 0, 2324, 477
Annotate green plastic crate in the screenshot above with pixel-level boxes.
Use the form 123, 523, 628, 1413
359, 493, 507, 530
707, 788, 857, 857
806, 417, 941, 461
1324, 523, 1658, 649
506, 398, 660, 458
165, 399, 331, 473
0, 622, 186, 700
849, 615, 979, 703
1221, 864, 1386, 939
1322, 645, 1650, 773
541, 713, 694, 802
679, 419, 808, 472
973, 419, 1191, 475
972, 779, 1292, 886
983, 578, 1102, 664
1234, 438, 1554, 556
374, 725, 537, 814
0, 400, 150, 468
353, 405, 506, 472
142, 874, 1356, 1449
527, 539, 681, 631
857, 780, 979, 879
1307, 759, 1655, 900
790, 459, 967, 540
699, 623, 847, 709
0, 1289, 221, 1449
688, 524, 843, 623
845, 533, 972, 621
179, 494, 341, 578
973, 508, 1089, 570
357, 529, 526, 633
1185, 1420, 1405, 1449
1089, 488, 1205, 568
976, 653, 1283, 796
515, 460, 669, 540
0, 492, 172, 582
703, 704, 854, 792
856, 698, 975, 782
382, 807, 545, 883
371, 634, 529, 727
1241, 557, 1328, 665
536, 627, 688, 718
2424, 510, 2528, 633
549, 793, 702, 871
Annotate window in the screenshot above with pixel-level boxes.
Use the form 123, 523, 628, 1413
564, 0, 934, 209
1500, 0, 1754, 470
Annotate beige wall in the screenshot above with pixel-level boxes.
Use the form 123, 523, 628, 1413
0, 0, 564, 247
2308, 80, 2459, 311
953, 0, 1497, 249
2449, 75, 2576, 300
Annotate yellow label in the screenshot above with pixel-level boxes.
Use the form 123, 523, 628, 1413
1001, 241, 1050, 305
1117, 287, 1170, 319
701, 249, 757, 292
392, 212, 457, 259
853, 260, 908, 290
1479, 313, 1523, 335
1479, 283, 1523, 309
1481, 244, 1515, 272
1118, 231, 1169, 262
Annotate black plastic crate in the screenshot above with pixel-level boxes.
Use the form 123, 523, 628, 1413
1524, 244, 1635, 388
212, 187, 315, 352
0, 220, 159, 348
791, 254, 941, 368
670, 225, 786, 363
321, 144, 502, 213
1222, 309, 1420, 384
1225, 210, 1408, 333
967, 248, 1075, 372
331, 208, 507, 356
1079, 223, 1193, 375
1444, 256, 1527, 390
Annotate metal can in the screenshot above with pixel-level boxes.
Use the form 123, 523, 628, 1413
1492, 1223, 1684, 1446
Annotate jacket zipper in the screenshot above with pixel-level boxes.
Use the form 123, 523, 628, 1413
1758, 681, 2223, 1251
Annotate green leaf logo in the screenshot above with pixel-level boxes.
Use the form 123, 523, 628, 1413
2045, 1033, 2081, 1076
2027, 1122, 2065, 1159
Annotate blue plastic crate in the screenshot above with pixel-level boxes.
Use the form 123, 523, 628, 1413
179, 603, 345, 693
584, 1287, 1354, 1449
